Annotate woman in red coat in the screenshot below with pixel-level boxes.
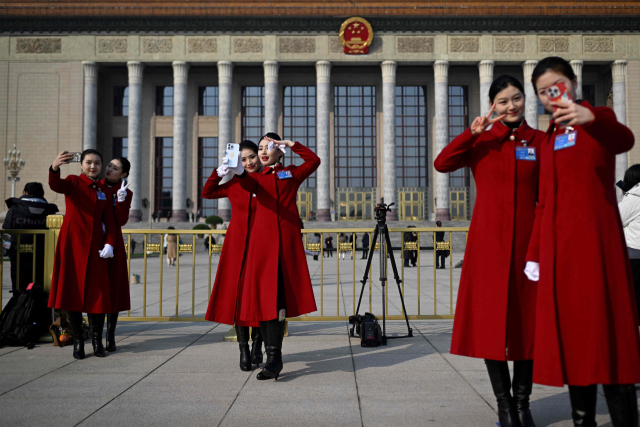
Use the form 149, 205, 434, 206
99, 157, 132, 352
203, 140, 264, 371
48, 150, 117, 360
226, 133, 320, 381
525, 56, 640, 426
435, 75, 544, 427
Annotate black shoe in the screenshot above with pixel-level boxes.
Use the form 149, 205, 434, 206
513, 360, 536, 427
68, 311, 85, 360
88, 313, 106, 358
485, 359, 520, 427
251, 327, 264, 366
105, 313, 118, 352
603, 384, 638, 427
236, 326, 252, 371
257, 319, 285, 381
568, 385, 598, 427
72, 338, 85, 360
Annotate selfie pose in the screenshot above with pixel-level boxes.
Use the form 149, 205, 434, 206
526, 56, 640, 426
203, 140, 264, 371
99, 157, 133, 352
225, 133, 320, 381
48, 150, 117, 360
435, 75, 544, 427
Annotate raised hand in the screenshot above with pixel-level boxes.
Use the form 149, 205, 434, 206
470, 103, 506, 136
52, 151, 75, 171
117, 180, 131, 202
551, 100, 595, 127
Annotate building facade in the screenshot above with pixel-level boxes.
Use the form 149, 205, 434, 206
1, 2, 640, 222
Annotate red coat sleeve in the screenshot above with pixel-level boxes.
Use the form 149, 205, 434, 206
580, 105, 635, 155
434, 128, 478, 173
201, 169, 236, 199
49, 168, 77, 195
103, 191, 117, 248
289, 142, 321, 184
115, 190, 132, 226
526, 149, 547, 263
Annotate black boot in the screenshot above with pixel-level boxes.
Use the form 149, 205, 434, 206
603, 384, 639, 427
68, 311, 85, 360
105, 313, 118, 352
251, 327, 264, 366
257, 319, 285, 381
568, 385, 598, 427
236, 326, 252, 371
513, 360, 536, 427
88, 313, 106, 358
485, 359, 520, 427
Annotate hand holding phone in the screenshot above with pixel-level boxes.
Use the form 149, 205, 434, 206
52, 151, 76, 171
547, 82, 572, 126
225, 143, 240, 168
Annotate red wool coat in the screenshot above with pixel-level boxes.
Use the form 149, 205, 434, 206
100, 179, 132, 313
435, 120, 544, 361
202, 170, 259, 327
237, 142, 320, 322
526, 102, 640, 386
48, 170, 117, 314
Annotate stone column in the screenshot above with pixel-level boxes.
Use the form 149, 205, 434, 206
434, 60, 450, 221
570, 60, 584, 100
217, 61, 234, 221
82, 61, 99, 150
127, 61, 144, 222
263, 61, 279, 134
316, 61, 332, 222
478, 60, 494, 117
171, 61, 189, 222
381, 61, 398, 221
612, 60, 628, 200
523, 60, 539, 129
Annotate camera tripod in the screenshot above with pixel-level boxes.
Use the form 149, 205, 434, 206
351, 200, 413, 344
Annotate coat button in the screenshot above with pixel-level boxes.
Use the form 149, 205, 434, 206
509, 135, 515, 141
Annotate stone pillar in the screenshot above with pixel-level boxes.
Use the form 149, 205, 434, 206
381, 61, 398, 221
316, 61, 332, 222
612, 60, 628, 200
523, 60, 539, 130
570, 60, 584, 100
82, 61, 99, 150
127, 61, 144, 222
171, 61, 189, 222
264, 61, 279, 134
478, 60, 494, 117
217, 61, 234, 221
434, 60, 450, 221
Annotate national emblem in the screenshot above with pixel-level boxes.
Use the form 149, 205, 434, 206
339, 17, 374, 55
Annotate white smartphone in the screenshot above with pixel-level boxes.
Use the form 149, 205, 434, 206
225, 143, 240, 168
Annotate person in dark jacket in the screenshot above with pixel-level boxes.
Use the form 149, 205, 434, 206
361, 232, 370, 259
435, 221, 447, 269
324, 234, 334, 258
3, 182, 58, 290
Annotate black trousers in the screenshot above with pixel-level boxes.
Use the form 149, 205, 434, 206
325, 247, 333, 257
436, 251, 447, 268
362, 247, 369, 259
630, 258, 640, 326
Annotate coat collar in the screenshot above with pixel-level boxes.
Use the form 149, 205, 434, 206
489, 119, 536, 143
79, 173, 100, 187
98, 177, 122, 191
261, 163, 284, 174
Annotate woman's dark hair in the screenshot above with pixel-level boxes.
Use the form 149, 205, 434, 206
488, 75, 525, 104
115, 157, 131, 177
531, 56, 576, 92
623, 164, 640, 192
239, 140, 258, 154
81, 149, 103, 163
263, 132, 281, 141
23, 182, 45, 199
436, 221, 442, 227
168, 226, 175, 230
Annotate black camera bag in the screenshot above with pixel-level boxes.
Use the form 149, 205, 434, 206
0, 285, 49, 348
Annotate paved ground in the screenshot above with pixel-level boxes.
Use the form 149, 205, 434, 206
0, 320, 622, 427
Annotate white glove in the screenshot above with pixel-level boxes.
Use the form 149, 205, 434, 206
117, 180, 131, 202
268, 141, 287, 155
524, 261, 540, 282
99, 243, 114, 259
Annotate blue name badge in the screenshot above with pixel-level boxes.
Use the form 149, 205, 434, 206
554, 131, 577, 151
515, 147, 536, 161
277, 170, 293, 180
113, 198, 117, 206
97, 191, 106, 201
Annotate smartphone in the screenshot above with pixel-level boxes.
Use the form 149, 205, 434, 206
225, 143, 240, 168
69, 152, 82, 163
546, 81, 572, 125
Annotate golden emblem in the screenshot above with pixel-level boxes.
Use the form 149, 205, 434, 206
339, 17, 373, 55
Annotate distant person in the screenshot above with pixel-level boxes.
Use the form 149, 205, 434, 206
435, 221, 447, 269
310, 233, 321, 261
166, 227, 177, 266
324, 234, 334, 258
361, 232, 370, 259
338, 233, 347, 260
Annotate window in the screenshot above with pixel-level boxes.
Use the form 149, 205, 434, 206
448, 86, 470, 187
113, 137, 128, 159
154, 138, 173, 218
198, 86, 219, 116
241, 86, 264, 142
283, 86, 316, 187
198, 137, 218, 218
334, 86, 377, 188
583, 85, 596, 106
395, 86, 428, 187
113, 86, 129, 117
156, 86, 173, 116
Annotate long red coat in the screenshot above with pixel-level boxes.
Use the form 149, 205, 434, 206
48, 169, 117, 314
237, 142, 320, 322
435, 120, 544, 361
202, 170, 259, 327
100, 179, 132, 313
526, 102, 640, 386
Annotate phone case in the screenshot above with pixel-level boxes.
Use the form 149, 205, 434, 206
226, 143, 240, 168
547, 82, 571, 111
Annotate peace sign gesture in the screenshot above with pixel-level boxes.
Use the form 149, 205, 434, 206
117, 179, 131, 202
470, 103, 506, 136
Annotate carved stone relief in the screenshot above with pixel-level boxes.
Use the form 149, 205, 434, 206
494, 37, 525, 53
539, 36, 569, 53
279, 37, 315, 54
188, 38, 217, 53
449, 37, 479, 53
233, 38, 263, 54
330, 37, 343, 52
584, 36, 614, 53
142, 38, 172, 54
397, 37, 434, 53
97, 37, 127, 54
16, 38, 61, 54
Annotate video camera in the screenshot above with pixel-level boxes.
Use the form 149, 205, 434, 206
349, 312, 383, 347
374, 201, 394, 223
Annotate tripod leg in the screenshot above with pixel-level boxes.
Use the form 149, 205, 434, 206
353, 228, 379, 320
383, 226, 413, 337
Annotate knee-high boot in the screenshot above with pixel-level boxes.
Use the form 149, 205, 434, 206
88, 313, 106, 358
603, 384, 638, 427
236, 326, 252, 371
250, 327, 264, 366
485, 359, 520, 427
105, 313, 118, 352
68, 311, 85, 360
257, 319, 285, 381
513, 360, 536, 427
568, 385, 598, 427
